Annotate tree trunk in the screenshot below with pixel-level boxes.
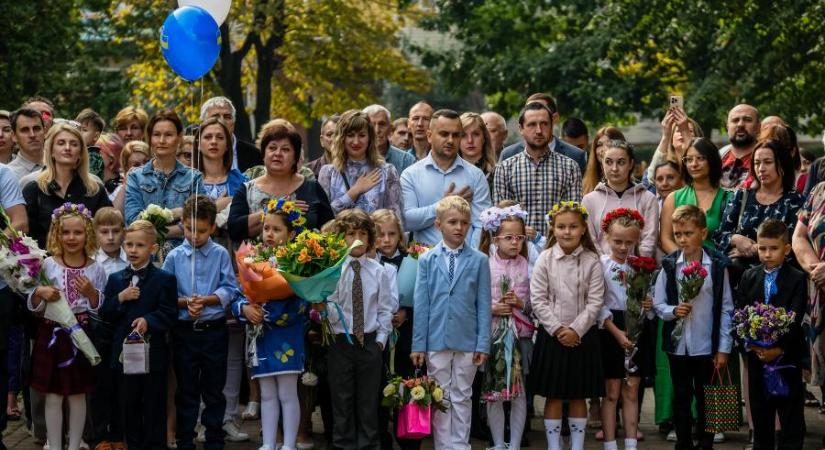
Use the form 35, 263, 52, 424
216, 23, 254, 141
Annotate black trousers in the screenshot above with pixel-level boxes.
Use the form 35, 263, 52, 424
173, 324, 228, 450
0, 286, 16, 450
747, 355, 804, 450
120, 370, 167, 450
668, 354, 714, 450
328, 333, 382, 450
86, 319, 122, 444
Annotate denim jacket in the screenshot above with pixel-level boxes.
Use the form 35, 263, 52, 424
125, 159, 205, 228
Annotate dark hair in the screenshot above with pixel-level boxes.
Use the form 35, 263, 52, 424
653, 160, 682, 178
260, 127, 302, 173
526, 93, 557, 114
147, 109, 183, 138
10, 108, 44, 131
562, 118, 588, 139
801, 149, 816, 163
75, 108, 105, 132
429, 109, 461, 129
334, 209, 376, 249
681, 137, 723, 188
24, 96, 54, 110
193, 117, 234, 171
756, 218, 789, 243
750, 139, 796, 193
518, 102, 554, 127
183, 194, 217, 225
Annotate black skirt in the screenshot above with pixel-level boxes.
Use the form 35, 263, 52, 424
529, 326, 604, 399
599, 310, 653, 379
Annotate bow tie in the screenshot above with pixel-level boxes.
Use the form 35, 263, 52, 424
124, 266, 149, 281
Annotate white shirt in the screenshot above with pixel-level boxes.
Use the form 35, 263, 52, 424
327, 255, 396, 345
441, 242, 464, 270
95, 248, 128, 277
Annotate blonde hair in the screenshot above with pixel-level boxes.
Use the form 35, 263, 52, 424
672, 204, 707, 228
37, 123, 100, 196
370, 209, 407, 251
93, 207, 124, 228
125, 219, 159, 243
331, 110, 384, 172
459, 112, 496, 175
113, 106, 149, 132
545, 202, 597, 253
47, 211, 98, 257
436, 195, 471, 220
120, 141, 151, 172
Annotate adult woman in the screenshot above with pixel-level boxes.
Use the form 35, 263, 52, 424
317, 110, 402, 218
459, 112, 497, 187
192, 117, 247, 212
113, 106, 149, 143
305, 115, 340, 177
23, 123, 112, 247
582, 126, 626, 194
228, 124, 334, 241
645, 108, 703, 181
96, 132, 124, 196
124, 110, 204, 248
652, 161, 684, 210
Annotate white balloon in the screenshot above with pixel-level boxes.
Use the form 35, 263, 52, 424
178, 0, 231, 25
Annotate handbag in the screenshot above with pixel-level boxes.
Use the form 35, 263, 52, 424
122, 332, 150, 375
704, 367, 739, 433
396, 402, 431, 440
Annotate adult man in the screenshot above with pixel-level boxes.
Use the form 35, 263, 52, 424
480, 111, 508, 160
400, 109, 491, 246
407, 101, 433, 160
306, 115, 338, 177
561, 118, 589, 150
493, 102, 582, 236
363, 105, 415, 175
498, 93, 587, 173
200, 96, 262, 172
0, 111, 13, 164
719, 104, 760, 190
8, 108, 45, 181
389, 117, 411, 151
113, 106, 148, 143
23, 96, 54, 131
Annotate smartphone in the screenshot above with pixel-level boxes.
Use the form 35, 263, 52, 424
669, 95, 684, 110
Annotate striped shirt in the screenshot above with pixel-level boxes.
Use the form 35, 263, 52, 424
493, 149, 582, 236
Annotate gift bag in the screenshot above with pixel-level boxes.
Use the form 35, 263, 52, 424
396, 402, 431, 440
704, 367, 739, 433
122, 333, 150, 375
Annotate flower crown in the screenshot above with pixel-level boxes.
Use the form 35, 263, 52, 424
601, 207, 645, 233
545, 201, 588, 224
262, 198, 307, 233
51, 202, 92, 221
480, 205, 528, 232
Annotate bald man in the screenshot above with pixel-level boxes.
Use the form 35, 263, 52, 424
481, 111, 508, 160
719, 104, 760, 189
407, 101, 433, 160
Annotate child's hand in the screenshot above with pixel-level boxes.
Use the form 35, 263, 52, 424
503, 292, 524, 310
755, 346, 783, 363
187, 299, 203, 318
131, 317, 148, 335
242, 304, 264, 324
557, 327, 580, 347
674, 303, 693, 318
392, 309, 407, 328
615, 331, 633, 349
73, 276, 97, 299
713, 352, 729, 369
473, 352, 488, 366
491, 302, 512, 316
641, 296, 653, 311
410, 352, 426, 367
118, 286, 140, 303
36, 286, 61, 303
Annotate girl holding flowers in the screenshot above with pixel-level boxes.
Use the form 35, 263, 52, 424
478, 201, 532, 450
231, 198, 307, 450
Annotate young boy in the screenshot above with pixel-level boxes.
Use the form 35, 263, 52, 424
95, 207, 128, 277
162, 195, 239, 450
411, 195, 491, 450
653, 205, 733, 450
99, 220, 178, 450
736, 220, 806, 450
326, 209, 396, 450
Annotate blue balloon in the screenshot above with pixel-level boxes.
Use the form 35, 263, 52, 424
160, 6, 221, 81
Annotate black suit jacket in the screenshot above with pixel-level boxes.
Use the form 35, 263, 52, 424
236, 138, 263, 173
735, 263, 808, 365
99, 265, 178, 372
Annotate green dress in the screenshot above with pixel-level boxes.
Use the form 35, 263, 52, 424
654, 185, 733, 425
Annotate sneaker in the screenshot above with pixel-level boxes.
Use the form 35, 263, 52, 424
195, 424, 206, 443
666, 430, 677, 442
713, 432, 725, 443
242, 401, 260, 420
223, 421, 250, 442
167, 440, 178, 450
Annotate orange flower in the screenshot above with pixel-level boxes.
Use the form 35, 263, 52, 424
298, 249, 312, 263
275, 247, 288, 258
314, 246, 325, 257
328, 249, 339, 260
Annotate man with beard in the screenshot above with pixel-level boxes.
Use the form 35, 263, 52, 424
719, 104, 760, 189
493, 102, 582, 237
363, 104, 415, 175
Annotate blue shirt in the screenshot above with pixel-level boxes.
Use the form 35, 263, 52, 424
384, 145, 416, 175
400, 154, 491, 247
161, 238, 238, 321
0, 164, 25, 290
124, 159, 205, 225
764, 266, 780, 304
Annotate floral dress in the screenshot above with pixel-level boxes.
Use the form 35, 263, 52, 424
713, 188, 805, 252
317, 160, 402, 218
232, 295, 307, 378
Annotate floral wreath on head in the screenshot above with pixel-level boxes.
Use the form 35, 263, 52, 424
601, 207, 645, 233
479, 204, 528, 232
262, 198, 307, 234
51, 202, 92, 222
545, 201, 588, 225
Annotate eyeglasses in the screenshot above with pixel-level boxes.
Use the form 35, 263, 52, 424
682, 155, 707, 165
495, 234, 526, 243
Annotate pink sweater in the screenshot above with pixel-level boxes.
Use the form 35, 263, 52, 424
582, 182, 660, 257
488, 251, 533, 338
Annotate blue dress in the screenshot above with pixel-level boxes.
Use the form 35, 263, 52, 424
231, 296, 307, 378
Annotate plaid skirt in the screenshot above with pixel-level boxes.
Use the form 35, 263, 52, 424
31, 317, 95, 395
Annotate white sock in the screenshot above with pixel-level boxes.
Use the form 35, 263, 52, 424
487, 402, 506, 448
544, 419, 562, 450
45, 394, 64, 450
604, 440, 618, 450
67, 394, 86, 450
276, 374, 300, 449
259, 376, 280, 450
569, 417, 587, 450
624, 438, 638, 449
508, 395, 527, 450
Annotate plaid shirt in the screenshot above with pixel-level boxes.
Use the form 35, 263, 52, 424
493, 149, 582, 235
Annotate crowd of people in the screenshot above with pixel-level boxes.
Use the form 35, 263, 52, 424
0, 91, 821, 450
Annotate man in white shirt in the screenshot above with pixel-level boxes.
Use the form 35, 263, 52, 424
8, 108, 45, 181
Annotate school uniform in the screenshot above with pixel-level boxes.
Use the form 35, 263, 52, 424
412, 242, 491, 450
653, 248, 733, 450
736, 264, 807, 450
99, 263, 178, 450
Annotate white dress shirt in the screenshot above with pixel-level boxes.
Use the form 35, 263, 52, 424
95, 248, 129, 277
328, 255, 396, 345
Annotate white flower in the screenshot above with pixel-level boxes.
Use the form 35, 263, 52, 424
161, 208, 174, 222
301, 372, 318, 386
243, 257, 255, 265
146, 204, 162, 215
410, 386, 425, 401
382, 383, 396, 397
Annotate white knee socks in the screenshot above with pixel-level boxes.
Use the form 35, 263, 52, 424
544, 419, 562, 450
45, 394, 86, 450
259, 374, 300, 450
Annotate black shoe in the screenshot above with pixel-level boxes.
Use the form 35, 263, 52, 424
520, 434, 530, 447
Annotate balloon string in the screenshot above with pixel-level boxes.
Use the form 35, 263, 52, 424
190, 79, 197, 306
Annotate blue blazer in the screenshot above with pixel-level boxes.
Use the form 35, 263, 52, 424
412, 243, 491, 354
99, 265, 178, 372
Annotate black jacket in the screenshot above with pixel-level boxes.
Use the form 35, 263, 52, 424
236, 138, 263, 173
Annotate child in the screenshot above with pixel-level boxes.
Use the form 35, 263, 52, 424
736, 220, 806, 450
28, 203, 108, 450
478, 203, 532, 450
94, 207, 128, 277
598, 208, 653, 450
653, 204, 733, 450
162, 195, 239, 450
99, 220, 178, 449
530, 201, 604, 450
232, 198, 307, 450
326, 208, 396, 450
411, 195, 491, 450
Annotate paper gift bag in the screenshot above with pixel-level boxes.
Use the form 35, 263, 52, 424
396, 402, 431, 440
704, 367, 739, 433
123, 338, 150, 375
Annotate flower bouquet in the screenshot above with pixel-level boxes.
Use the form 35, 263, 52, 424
382, 375, 448, 439
732, 303, 797, 397
671, 260, 708, 346
614, 255, 657, 374
235, 242, 294, 303
481, 275, 523, 402
138, 204, 175, 244
396, 242, 432, 308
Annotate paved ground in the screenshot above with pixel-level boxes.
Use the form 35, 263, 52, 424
3, 388, 824, 449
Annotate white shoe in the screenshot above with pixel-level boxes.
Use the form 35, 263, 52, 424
258, 446, 273, 450
242, 401, 260, 420
296, 442, 315, 450
223, 421, 250, 442
666, 430, 677, 442
713, 432, 725, 443
195, 423, 206, 443
80, 440, 90, 450
42, 442, 50, 450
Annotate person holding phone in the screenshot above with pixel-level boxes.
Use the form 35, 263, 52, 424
646, 98, 703, 183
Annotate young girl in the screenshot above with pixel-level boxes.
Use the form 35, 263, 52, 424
231, 198, 307, 450
28, 203, 107, 450
598, 208, 653, 450
478, 203, 532, 450
530, 201, 605, 450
